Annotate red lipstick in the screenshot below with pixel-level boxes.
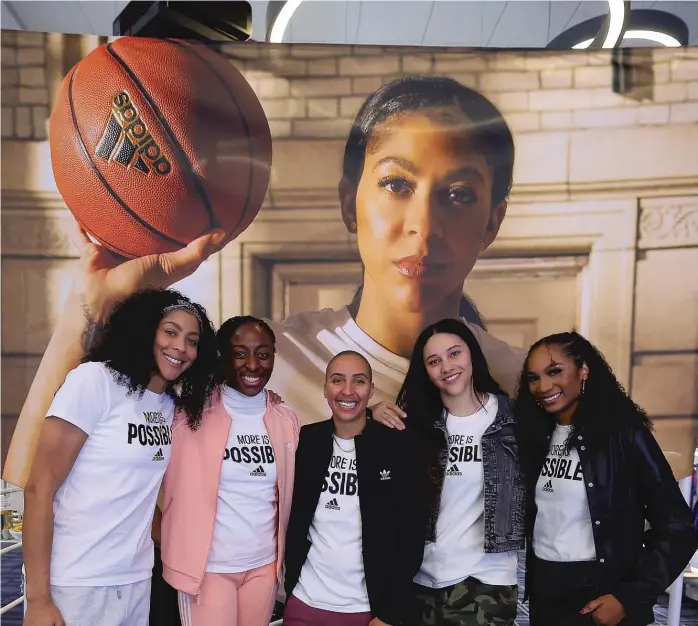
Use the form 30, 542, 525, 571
395, 255, 425, 278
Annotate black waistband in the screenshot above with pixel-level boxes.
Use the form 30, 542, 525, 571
530, 556, 601, 601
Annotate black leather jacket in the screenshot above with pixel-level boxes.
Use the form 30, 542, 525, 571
522, 422, 698, 625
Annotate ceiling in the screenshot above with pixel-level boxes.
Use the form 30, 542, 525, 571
1, 0, 697, 47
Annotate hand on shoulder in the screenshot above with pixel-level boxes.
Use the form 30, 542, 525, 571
370, 401, 407, 431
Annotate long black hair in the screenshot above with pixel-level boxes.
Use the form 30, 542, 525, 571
84, 288, 218, 429
515, 332, 653, 462
396, 318, 505, 437
342, 76, 516, 329
216, 315, 276, 384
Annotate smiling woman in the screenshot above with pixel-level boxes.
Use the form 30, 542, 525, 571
218, 316, 278, 396
396, 318, 525, 626
283, 351, 429, 626
21, 289, 218, 626
159, 315, 302, 626
516, 332, 698, 626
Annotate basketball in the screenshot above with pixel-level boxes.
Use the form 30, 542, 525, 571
49, 37, 272, 259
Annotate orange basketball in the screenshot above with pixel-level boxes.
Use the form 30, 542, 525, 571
49, 37, 272, 258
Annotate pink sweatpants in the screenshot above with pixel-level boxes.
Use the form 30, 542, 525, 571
177, 561, 278, 626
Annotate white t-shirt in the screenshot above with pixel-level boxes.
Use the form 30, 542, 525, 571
267, 308, 526, 426
207, 385, 278, 573
293, 439, 370, 613
533, 425, 597, 562
416, 395, 518, 588
46, 361, 175, 586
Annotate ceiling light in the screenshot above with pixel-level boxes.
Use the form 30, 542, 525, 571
603, 0, 626, 48
623, 29, 682, 47
549, 8, 688, 50
573, 29, 682, 49
269, 0, 303, 43
573, 39, 594, 50
268, 0, 625, 48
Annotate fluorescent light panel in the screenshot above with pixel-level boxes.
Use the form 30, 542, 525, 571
573, 29, 682, 49
267, 0, 681, 50
269, 0, 303, 44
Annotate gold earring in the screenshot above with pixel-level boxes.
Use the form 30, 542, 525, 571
582, 379, 586, 394
349, 221, 357, 232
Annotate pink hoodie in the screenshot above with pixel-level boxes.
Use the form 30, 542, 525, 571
160, 388, 300, 598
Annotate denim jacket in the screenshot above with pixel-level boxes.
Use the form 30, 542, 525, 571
423, 394, 526, 553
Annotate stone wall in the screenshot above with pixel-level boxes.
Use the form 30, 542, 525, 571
1, 31, 49, 141
220, 44, 698, 140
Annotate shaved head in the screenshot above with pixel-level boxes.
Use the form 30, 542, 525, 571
326, 350, 372, 382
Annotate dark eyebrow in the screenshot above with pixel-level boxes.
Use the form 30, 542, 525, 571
372, 158, 485, 185
545, 361, 563, 368
373, 156, 418, 174
425, 345, 460, 360
163, 320, 199, 336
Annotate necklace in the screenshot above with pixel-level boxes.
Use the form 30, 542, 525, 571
333, 434, 355, 453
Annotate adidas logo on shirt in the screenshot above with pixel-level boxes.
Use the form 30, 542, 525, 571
325, 498, 340, 511
250, 466, 266, 477
542, 480, 554, 493
446, 464, 462, 476
152, 448, 164, 462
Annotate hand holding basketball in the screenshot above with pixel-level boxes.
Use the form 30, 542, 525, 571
69, 220, 226, 325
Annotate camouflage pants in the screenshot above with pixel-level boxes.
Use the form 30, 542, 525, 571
415, 577, 518, 626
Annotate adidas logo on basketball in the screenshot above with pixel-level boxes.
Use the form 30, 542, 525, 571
95, 90, 171, 176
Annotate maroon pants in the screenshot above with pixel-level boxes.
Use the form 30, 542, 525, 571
283, 594, 372, 626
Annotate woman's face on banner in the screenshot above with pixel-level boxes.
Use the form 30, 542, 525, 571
354, 110, 505, 313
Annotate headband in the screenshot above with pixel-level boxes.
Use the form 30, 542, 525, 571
162, 299, 203, 326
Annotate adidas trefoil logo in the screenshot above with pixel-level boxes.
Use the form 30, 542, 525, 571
446, 464, 462, 476
542, 480, 554, 493
325, 498, 340, 511
250, 466, 266, 477
152, 448, 165, 462
380, 470, 391, 481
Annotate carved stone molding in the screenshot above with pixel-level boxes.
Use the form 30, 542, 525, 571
264, 178, 698, 211
1, 189, 67, 211
639, 197, 698, 249
2, 211, 76, 257
469, 255, 588, 281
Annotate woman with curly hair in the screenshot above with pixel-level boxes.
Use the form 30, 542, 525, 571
22, 288, 218, 626
159, 315, 300, 626
516, 332, 698, 626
